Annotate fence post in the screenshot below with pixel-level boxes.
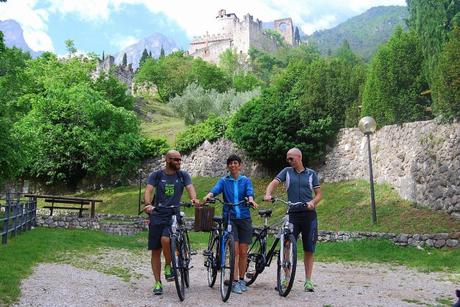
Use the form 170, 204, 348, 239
2, 193, 11, 244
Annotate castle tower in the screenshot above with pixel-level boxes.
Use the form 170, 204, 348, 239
274, 18, 295, 46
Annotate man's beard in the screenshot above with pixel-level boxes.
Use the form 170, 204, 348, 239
168, 162, 180, 171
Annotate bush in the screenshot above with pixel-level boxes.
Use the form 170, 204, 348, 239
175, 115, 228, 153
140, 137, 169, 159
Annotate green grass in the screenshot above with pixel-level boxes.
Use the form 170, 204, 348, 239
78, 178, 460, 234
138, 99, 185, 146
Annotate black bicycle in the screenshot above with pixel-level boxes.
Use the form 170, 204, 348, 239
244, 197, 304, 297
163, 202, 193, 301
203, 198, 250, 302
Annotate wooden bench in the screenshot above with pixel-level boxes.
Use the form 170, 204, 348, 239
43, 198, 90, 218
24, 194, 103, 218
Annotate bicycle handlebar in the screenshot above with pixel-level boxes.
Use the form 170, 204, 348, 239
204, 197, 254, 208
269, 197, 305, 208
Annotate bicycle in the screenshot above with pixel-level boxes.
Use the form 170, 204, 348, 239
153, 202, 193, 301
244, 197, 304, 297
202, 197, 250, 302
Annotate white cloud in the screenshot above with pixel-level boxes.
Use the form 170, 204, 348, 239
0, 0, 53, 51
301, 15, 337, 35
0, 0, 407, 52
110, 35, 140, 50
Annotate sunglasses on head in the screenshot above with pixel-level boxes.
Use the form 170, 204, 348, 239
169, 157, 182, 162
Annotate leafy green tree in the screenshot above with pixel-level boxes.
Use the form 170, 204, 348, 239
219, 48, 244, 76
93, 72, 134, 110
139, 48, 149, 67
189, 58, 230, 92
232, 72, 262, 92
407, 0, 460, 83
432, 26, 460, 120
64, 39, 77, 57
122, 53, 127, 66
361, 28, 430, 126
13, 54, 143, 188
294, 27, 301, 45
0, 33, 32, 184
248, 48, 284, 83
160, 46, 165, 58
264, 29, 286, 47
168, 83, 214, 125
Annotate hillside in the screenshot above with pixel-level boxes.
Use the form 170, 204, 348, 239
303, 6, 408, 59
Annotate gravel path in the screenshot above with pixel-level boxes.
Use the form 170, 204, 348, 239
14, 249, 458, 307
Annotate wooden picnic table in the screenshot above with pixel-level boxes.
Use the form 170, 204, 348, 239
23, 194, 103, 218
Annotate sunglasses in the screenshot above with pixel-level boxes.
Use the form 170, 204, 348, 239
169, 157, 182, 162
286, 157, 295, 162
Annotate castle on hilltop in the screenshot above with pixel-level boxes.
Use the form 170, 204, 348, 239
188, 9, 298, 64
92, 55, 134, 94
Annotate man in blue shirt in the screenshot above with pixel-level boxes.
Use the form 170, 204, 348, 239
264, 148, 322, 292
204, 154, 258, 294
144, 150, 199, 295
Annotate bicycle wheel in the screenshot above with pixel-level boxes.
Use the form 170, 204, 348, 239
205, 234, 219, 288
276, 234, 297, 297
170, 237, 185, 301
245, 237, 263, 286
220, 234, 235, 302
183, 231, 192, 288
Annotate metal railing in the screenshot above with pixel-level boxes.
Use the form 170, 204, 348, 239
0, 193, 37, 245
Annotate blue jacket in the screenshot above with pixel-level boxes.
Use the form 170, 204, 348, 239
210, 175, 254, 219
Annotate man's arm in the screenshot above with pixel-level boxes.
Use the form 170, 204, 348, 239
264, 179, 280, 201
306, 187, 322, 210
185, 184, 200, 206
143, 184, 154, 213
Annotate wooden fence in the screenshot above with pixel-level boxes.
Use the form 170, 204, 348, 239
0, 193, 37, 245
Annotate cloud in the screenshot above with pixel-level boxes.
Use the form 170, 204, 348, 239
110, 34, 140, 50
301, 15, 337, 35
0, 0, 53, 51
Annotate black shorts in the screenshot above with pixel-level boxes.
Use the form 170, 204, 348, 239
148, 222, 172, 250
229, 218, 252, 244
289, 212, 318, 252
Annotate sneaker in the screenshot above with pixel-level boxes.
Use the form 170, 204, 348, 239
153, 281, 163, 295
238, 280, 248, 292
164, 264, 174, 281
304, 279, 314, 292
275, 278, 289, 291
232, 281, 243, 294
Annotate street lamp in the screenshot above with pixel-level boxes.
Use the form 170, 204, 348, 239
358, 116, 377, 224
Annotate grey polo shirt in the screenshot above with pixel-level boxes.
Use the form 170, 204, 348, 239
275, 167, 320, 213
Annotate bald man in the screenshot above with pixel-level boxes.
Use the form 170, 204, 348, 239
264, 147, 322, 292
144, 150, 199, 295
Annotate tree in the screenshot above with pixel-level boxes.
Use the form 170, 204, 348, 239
122, 53, 127, 66
102, 51, 105, 60
14, 55, 142, 188
64, 39, 77, 57
407, 0, 460, 83
139, 48, 149, 67
432, 26, 460, 120
294, 26, 301, 45
361, 28, 431, 126
0, 33, 31, 184
219, 48, 243, 76
93, 72, 134, 110
160, 46, 165, 58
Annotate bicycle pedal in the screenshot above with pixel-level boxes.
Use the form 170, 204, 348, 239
189, 266, 194, 269
203, 250, 211, 256
191, 250, 197, 255
245, 272, 254, 278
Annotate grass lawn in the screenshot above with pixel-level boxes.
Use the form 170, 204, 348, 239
77, 178, 460, 234
1, 228, 459, 306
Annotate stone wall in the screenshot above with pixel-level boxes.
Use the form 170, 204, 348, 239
140, 138, 270, 181
319, 120, 460, 218
34, 211, 459, 248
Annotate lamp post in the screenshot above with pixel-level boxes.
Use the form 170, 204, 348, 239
137, 168, 143, 215
358, 116, 377, 224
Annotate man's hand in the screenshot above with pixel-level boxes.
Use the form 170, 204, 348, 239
263, 195, 272, 202
144, 204, 154, 214
191, 198, 201, 207
306, 201, 316, 210
203, 193, 213, 203
248, 199, 258, 209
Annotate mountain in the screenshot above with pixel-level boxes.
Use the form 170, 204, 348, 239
303, 6, 408, 60
114, 33, 178, 69
0, 19, 42, 58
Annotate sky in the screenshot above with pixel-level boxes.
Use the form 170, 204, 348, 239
0, 0, 406, 56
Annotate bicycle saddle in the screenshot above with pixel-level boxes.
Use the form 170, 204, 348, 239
258, 209, 272, 217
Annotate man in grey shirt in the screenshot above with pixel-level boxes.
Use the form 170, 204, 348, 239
264, 147, 322, 292
144, 150, 199, 295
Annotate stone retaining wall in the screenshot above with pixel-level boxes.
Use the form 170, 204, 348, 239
35, 211, 459, 248
319, 120, 460, 218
